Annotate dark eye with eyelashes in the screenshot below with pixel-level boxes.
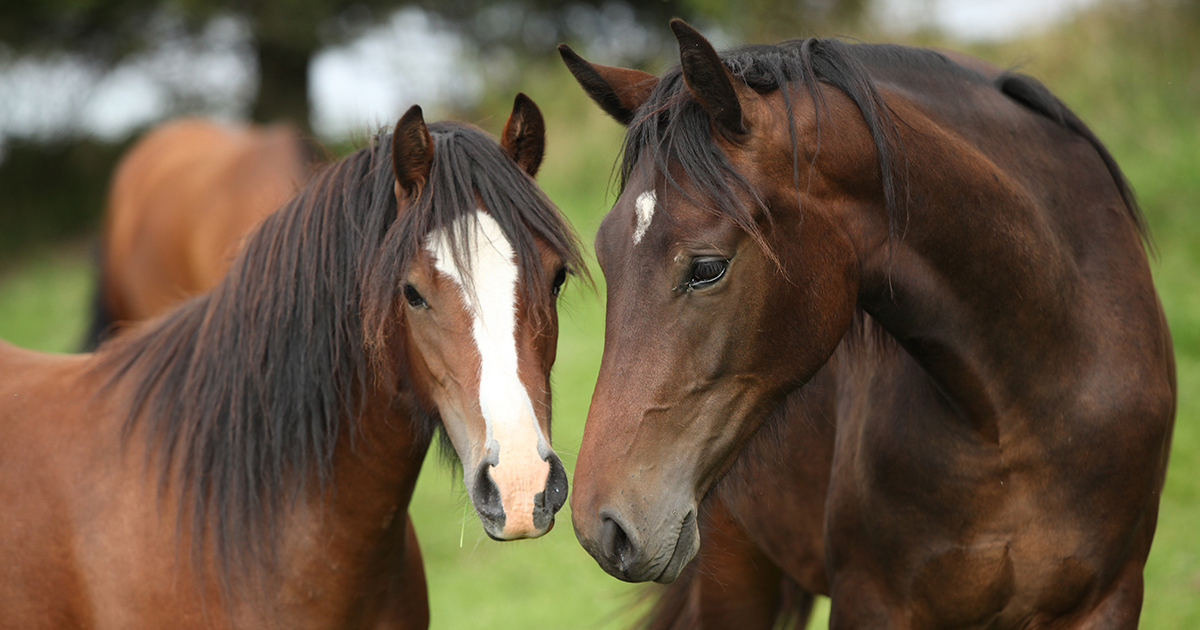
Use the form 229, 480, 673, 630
551, 267, 568, 297
403, 284, 428, 309
685, 257, 729, 291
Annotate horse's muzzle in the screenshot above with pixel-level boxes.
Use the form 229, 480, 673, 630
577, 504, 699, 583
472, 452, 567, 540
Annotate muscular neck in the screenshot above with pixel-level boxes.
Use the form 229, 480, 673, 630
851, 142, 1087, 442
268, 392, 432, 623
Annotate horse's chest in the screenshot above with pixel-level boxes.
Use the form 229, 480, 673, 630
908, 540, 1016, 627
828, 404, 1114, 622
904, 539, 1099, 629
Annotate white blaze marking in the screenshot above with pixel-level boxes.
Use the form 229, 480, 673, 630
425, 210, 549, 537
633, 190, 656, 245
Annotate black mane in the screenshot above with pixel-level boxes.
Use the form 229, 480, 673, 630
621, 38, 1146, 247
96, 121, 584, 590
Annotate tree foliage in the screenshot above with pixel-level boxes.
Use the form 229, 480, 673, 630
0, 0, 874, 133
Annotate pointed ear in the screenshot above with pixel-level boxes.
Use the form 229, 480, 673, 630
501, 93, 546, 177
392, 104, 433, 203
670, 19, 746, 136
558, 44, 658, 125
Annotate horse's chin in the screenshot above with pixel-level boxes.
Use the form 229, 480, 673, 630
652, 509, 699, 583
480, 517, 556, 541
603, 508, 699, 583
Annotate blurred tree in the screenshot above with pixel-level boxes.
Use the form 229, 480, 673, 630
0, 0, 873, 134
0, 0, 397, 132
424, 0, 871, 63
686, 0, 869, 41
421, 0, 683, 56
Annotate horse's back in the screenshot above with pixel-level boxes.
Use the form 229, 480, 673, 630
0, 341, 115, 628
100, 118, 310, 326
861, 45, 1170, 411
0, 340, 226, 628
827, 46, 1173, 627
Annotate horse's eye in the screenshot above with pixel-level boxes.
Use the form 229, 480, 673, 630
687, 258, 728, 291
551, 267, 568, 297
403, 284, 428, 309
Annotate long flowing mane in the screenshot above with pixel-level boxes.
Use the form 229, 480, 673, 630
620, 38, 1147, 246
95, 121, 584, 588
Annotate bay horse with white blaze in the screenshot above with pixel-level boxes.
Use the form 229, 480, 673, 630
86, 118, 319, 347
562, 21, 1175, 629
0, 94, 583, 628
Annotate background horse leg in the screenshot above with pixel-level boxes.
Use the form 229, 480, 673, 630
81, 243, 118, 351
716, 361, 840, 594
641, 497, 812, 630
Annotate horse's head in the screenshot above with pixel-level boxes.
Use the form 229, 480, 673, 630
561, 23, 865, 581
387, 96, 576, 540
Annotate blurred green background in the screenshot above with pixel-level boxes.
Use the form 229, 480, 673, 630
1, 0, 1197, 628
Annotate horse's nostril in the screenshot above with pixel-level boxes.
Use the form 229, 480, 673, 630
472, 463, 505, 529
601, 516, 635, 572
544, 455, 568, 514
531, 454, 568, 531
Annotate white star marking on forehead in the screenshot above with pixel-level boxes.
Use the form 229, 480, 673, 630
633, 190, 656, 245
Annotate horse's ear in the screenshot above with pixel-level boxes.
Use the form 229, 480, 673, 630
670, 19, 747, 136
557, 44, 658, 126
501, 93, 545, 177
392, 104, 433, 203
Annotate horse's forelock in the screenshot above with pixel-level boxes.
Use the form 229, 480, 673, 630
619, 38, 907, 253
385, 123, 587, 323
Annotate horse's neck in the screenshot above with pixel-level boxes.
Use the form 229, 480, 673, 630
269, 393, 431, 620
853, 97, 1162, 437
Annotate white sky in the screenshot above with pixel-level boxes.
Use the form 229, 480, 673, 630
310, 9, 484, 138
875, 0, 1104, 40
0, 0, 1103, 155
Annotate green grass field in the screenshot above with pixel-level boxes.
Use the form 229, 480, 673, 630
1, 3, 1196, 627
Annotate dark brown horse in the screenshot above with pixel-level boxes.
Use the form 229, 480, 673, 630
638, 51, 1018, 630
561, 21, 1175, 629
86, 118, 319, 347
0, 94, 583, 628
636, 52, 1020, 630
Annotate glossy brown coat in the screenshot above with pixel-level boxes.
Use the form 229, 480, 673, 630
0, 97, 582, 629
563, 22, 1175, 630
96, 118, 316, 333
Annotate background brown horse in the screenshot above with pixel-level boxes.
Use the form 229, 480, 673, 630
85, 118, 319, 347
0, 95, 584, 629
564, 21, 1174, 629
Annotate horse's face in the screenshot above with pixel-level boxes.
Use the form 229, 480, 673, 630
561, 22, 859, 581
401, 218, 567, 541
390, 98, 568, 541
